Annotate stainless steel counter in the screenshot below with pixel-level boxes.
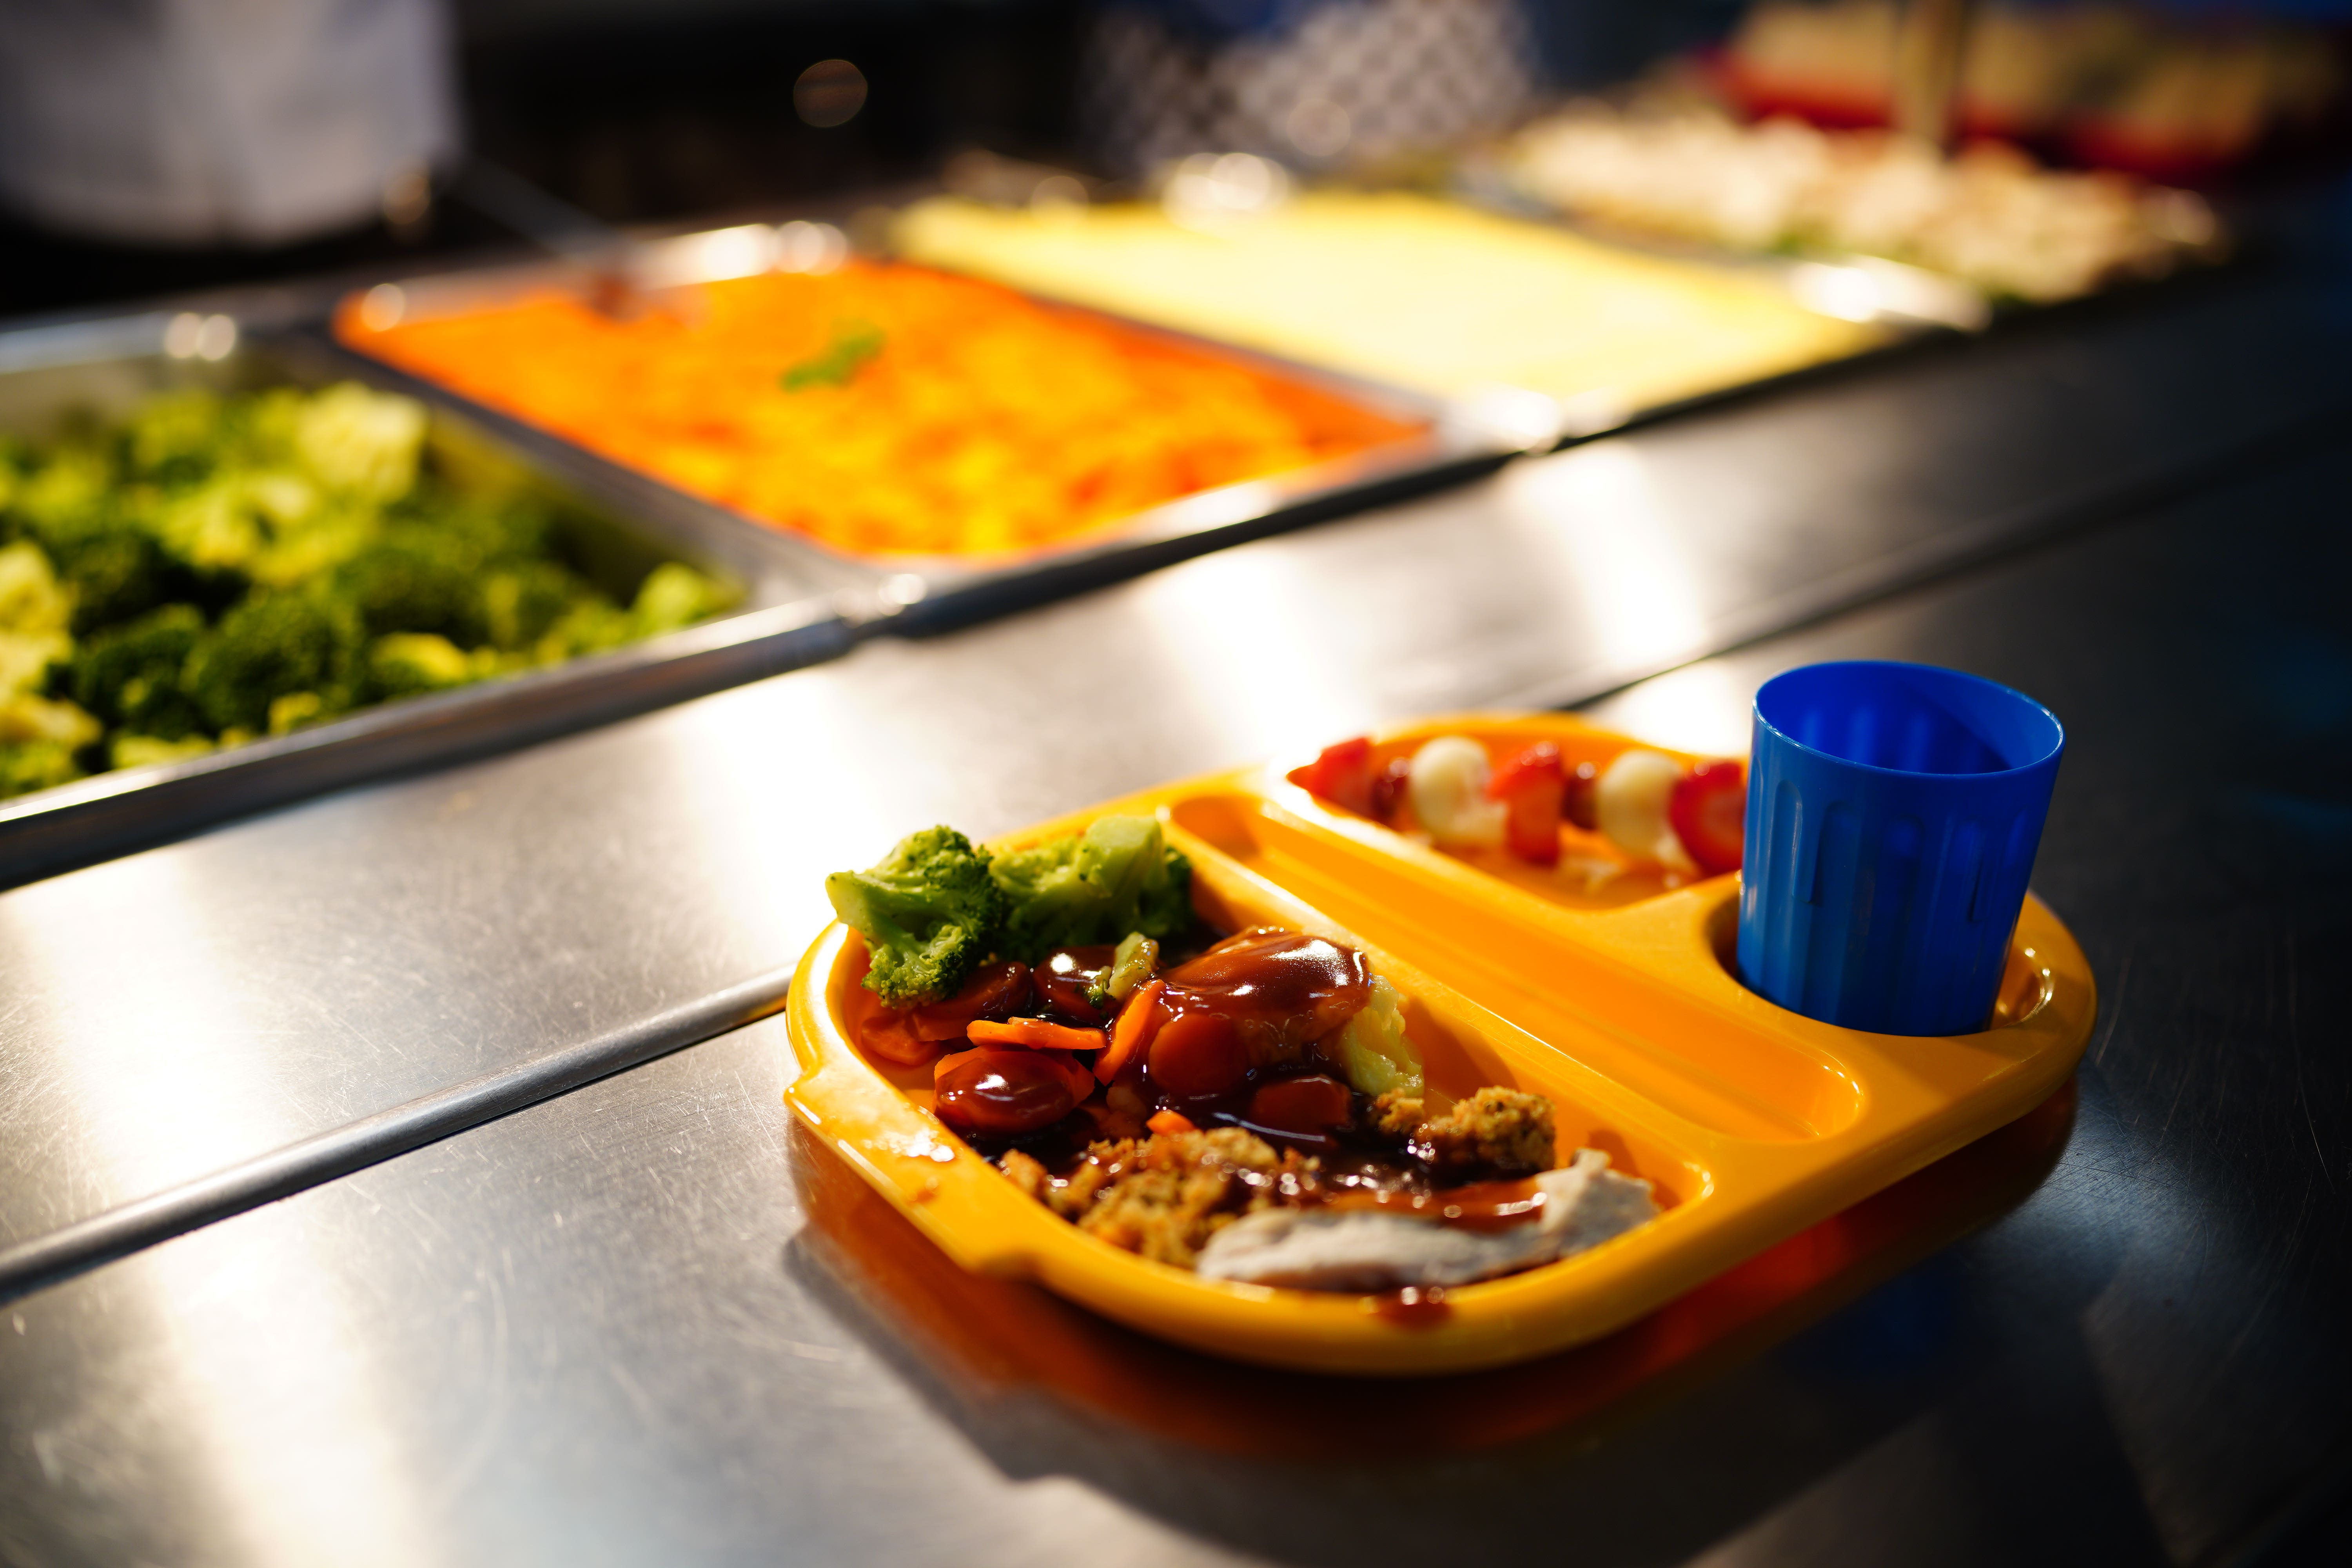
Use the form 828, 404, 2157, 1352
5, 425, 2346, 1567
6, 260, 2345, 1290
0, 255, 2348, 1564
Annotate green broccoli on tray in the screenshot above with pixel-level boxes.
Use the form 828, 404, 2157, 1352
0, 381, 740, 800
827, 816, 1195, 1006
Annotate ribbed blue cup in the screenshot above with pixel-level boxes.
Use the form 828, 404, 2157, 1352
1738, 662, 2065, 1036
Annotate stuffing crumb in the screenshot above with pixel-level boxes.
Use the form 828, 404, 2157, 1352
1000, 1148, 1050, 1200
1044, 1141, 1124, 1220
1410, 1085, 1556, 1180
1371, 1089, 1425, 1139
1016, 1127, 1310, 1268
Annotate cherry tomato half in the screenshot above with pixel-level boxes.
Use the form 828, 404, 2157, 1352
1296, 735, 1375, 815
853, 999, 937, 1069
1146, 1010, 1250, 1102
1488, 742, 1565, 866
1668, 759, 1747, 877
1245, 1074, 1356, 1138
909, 960, 1034, 1041
1036, 945, 1116, 1024
933, 1048, 1084, 1138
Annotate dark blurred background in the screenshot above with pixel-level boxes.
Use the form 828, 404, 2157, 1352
9, 0, 2349, 321
0, 0, 1749, 320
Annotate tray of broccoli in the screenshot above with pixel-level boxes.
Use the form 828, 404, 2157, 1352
0, 309, 855, 887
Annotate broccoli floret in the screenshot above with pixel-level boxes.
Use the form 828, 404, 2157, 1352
11, 450, 111, 539
445, 495, 556, 563
0, 632, 69, 702
181, 592, 360, 733
330, 531, 488, 646
480, 560, 584, 651
53, 525, 193, 634
537, 598, 636, 661
111, 732, 215, 771
293, 383, 426, 503
0, 739, 84, 800
265, 691, 330, 735
630, 561, 737, 637
363, 632, 476, 702
826, 826, 1009, 1005
123, 388, 227, 487
0, 539, 72, 637
0, 541, 76, 698
147, 479, 263, 577
991, 814, 1193, 962
0, 689, 100, 750
246, 504, 375, 590
71, 603, 207, 738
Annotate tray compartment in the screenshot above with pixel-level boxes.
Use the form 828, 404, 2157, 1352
790, 806, 1734, 1373
1167, 789, 1861, 1142
1279, 713, 1733, 911
1174, 822, 1711, 1206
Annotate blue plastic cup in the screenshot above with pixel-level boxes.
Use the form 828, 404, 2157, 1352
1737, 661, 2065, 1036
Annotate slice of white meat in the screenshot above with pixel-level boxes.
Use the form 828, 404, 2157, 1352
1196, 1149, 1659, 1291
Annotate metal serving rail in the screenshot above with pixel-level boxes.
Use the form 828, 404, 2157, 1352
0, 245, 2347, 1563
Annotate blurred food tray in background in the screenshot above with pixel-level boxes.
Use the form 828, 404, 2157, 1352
0, 309, 851, 887
331, 222, 1536, 630
1489, 99, 2224, 307
891, 181, 1900, 436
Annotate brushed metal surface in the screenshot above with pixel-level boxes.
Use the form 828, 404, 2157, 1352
3, 435, 2346, 1566
0, 262, 2345, 1298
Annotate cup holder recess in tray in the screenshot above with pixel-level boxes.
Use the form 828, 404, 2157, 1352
1164, 790, 1867, 1143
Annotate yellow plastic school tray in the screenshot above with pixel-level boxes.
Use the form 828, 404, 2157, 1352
784, 713, 2096, 1376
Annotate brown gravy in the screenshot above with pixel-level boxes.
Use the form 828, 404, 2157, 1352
1320, 1176, 1546, 1233
1369, 1285, 1453, 1327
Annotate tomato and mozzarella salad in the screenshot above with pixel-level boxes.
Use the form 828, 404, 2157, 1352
1295, 731, 1746, 881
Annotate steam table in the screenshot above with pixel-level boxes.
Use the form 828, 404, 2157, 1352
0, 245, 2347, 1566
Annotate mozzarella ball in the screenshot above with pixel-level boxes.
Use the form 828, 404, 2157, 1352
1595, 748, 1698, 873
1407, 735, 1508, 847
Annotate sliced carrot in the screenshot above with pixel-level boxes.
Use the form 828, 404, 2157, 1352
966, 1017, 1107, 1051
1146, 1109, 1197, 1136
1096, 979, 1169, 1083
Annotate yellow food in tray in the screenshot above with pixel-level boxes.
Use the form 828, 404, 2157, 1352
338, 263, 1420, 559
893, 191, 1888, 417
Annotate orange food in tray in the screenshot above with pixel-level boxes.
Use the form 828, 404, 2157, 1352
338, 262, 1421, 559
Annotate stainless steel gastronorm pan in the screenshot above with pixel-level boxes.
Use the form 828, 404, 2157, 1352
0, 309, 855, 888
319, 223, 1551, 635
